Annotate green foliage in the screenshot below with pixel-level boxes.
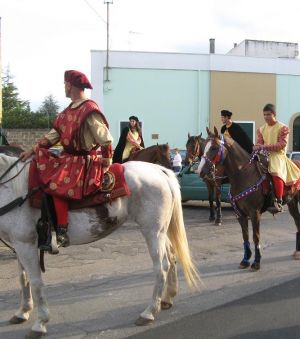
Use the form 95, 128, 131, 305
1, 68, 60, 129
36, 94, 60, 128
2, 68, 32, 128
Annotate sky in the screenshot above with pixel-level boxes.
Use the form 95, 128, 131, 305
1, 0, 300, 111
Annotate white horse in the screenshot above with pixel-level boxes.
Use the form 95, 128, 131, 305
0, 153, 199, 338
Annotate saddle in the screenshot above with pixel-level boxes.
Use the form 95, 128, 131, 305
30, 162, 130, 254
255, 153, 300, 211
29, 162, 130, 210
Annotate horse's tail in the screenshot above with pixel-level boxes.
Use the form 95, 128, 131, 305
163, 169, 201, 289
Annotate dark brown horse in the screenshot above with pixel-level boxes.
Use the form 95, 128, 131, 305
185, 133, 224, 225
199, 127, 300, 270
127, 144, 171, 169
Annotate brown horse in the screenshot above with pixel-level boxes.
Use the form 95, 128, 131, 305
198, 127, 300, 270
185, 133, 224, 225
127, 144, 172, 169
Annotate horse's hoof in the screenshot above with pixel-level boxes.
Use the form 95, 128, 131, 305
209, 216, 215, 222
293, 251, 300, 260
135, 316, 154, 326
250, 262, 260, 271
161, 301, 173, 310
25, 330, 45, 339
214, 220, 222, 226
239, 261, 250, 269
9, 315, 27, 324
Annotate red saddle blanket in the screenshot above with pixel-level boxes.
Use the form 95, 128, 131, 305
28, 162, 130, 209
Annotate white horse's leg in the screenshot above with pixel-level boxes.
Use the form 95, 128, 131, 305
135, 233, 170, 325
9, 260, 33, 324
14, 243, 49, 336
161, 245, 178, 309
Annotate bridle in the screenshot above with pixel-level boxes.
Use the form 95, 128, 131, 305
202, 135, 226, 181
186, 136, 204, 165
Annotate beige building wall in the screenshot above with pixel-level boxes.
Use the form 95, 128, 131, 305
210, 71, 276, 138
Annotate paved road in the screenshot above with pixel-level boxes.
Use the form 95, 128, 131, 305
0, 203, 299, 338
129, 276, 300, 339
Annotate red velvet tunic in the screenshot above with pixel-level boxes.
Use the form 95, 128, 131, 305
34, 100, 112, 200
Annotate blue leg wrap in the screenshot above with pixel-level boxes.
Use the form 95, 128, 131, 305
243, 241, 251, 263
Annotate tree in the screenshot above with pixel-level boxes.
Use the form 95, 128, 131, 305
36, 94, 60, 128
1, 69, 61, 128
1, 68, 32, 128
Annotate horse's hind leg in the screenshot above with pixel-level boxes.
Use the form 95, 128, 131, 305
14, 243, 49, 337
287, 193, 300, 259
161, 245, 178, 310
135, 233, 169, 326
9, 260, 33, 324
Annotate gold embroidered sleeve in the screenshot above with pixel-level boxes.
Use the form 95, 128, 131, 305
32, 128, 60, 151
84, 113, 113, 146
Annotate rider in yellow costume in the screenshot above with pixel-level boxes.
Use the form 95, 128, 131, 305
254, 103, 300, 213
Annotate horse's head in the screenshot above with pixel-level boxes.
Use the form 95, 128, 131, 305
185, 133, 205, 166
156, 144, 172, 169
197, 127, 227, 180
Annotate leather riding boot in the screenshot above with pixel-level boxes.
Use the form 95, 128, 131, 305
267, 198, 283, 214
56, 225, 70, 248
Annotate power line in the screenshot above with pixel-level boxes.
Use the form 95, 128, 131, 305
83, 0, 107, 24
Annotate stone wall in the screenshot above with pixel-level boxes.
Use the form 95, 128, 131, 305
6, 129, 48, 149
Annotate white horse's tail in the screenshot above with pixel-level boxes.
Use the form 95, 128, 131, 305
163, 169, 200, 289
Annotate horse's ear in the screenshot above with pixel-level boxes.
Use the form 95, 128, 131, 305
188, 132, 191, 139
206, 127, 211, 136
199, 132, 202, 139
157, 142, 159, 145
213, 126, 219, 137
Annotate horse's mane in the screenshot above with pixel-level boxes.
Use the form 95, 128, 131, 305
0, 153, 29, 196
223, 135, 251, 162
0, 145, 24, 157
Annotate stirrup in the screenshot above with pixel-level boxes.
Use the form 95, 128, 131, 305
56, 227, 70, 248
267, 198, 283, 214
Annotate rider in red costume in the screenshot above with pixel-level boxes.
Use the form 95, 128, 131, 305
20, 70, 113, 246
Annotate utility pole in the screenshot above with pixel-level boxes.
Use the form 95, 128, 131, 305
104, 0, 113, 81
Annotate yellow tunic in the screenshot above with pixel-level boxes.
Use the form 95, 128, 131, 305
260, 122, 300, 185
122, 130, 139, 160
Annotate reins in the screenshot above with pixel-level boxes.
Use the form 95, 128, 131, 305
0, 158, 22, 183
0, 156, 40, 254
0, 238, 16, 254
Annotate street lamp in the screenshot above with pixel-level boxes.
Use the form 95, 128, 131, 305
104, 0, 113, 81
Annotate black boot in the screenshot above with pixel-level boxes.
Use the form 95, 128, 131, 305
56, 226, 70, 248
267, 198, 283, 214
